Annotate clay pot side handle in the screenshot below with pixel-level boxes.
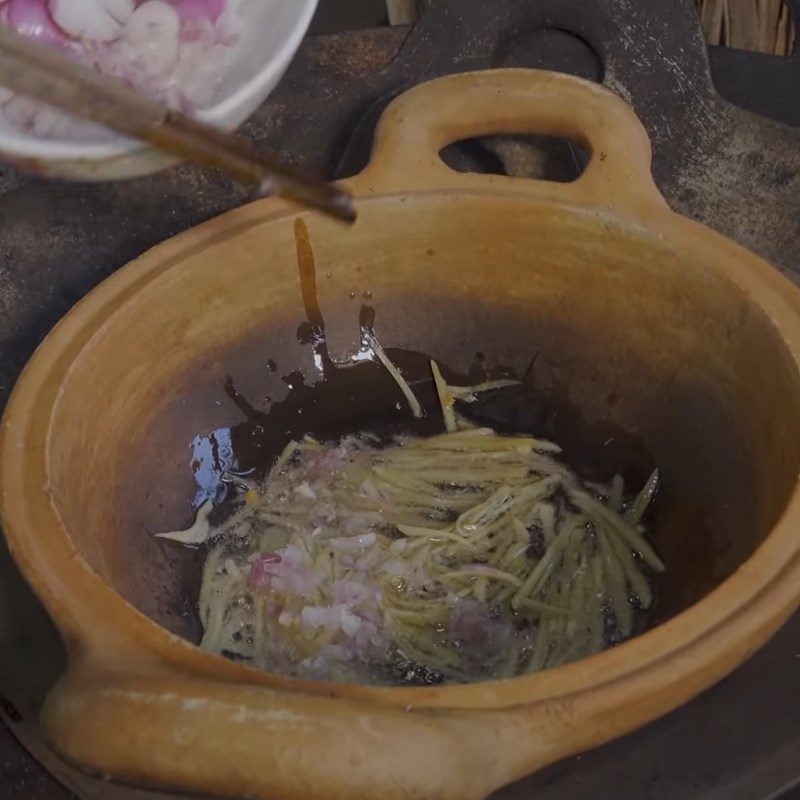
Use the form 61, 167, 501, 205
354, 68, 668, 220
42, 671, 557, 800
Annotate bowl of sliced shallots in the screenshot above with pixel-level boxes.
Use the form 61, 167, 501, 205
0, 0, 319, 178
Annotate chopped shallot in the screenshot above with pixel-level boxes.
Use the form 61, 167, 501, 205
170, 357, 662, 686
0, 0, 242, 139
50, 0, 134, 42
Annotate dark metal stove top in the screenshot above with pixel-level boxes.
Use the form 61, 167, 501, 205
2, 1, 800, 798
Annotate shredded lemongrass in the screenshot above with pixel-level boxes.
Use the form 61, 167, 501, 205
431, 359, 457, 432
163, 348, 663, 685
451, 378, 520, 401
627, 469, 660, 524
363, 330, 423, 419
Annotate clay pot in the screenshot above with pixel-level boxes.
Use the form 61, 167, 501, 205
3, 70, 800, 800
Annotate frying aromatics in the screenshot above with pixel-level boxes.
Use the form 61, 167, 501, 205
161, 357, 663, 685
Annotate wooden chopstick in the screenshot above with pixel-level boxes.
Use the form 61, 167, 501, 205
0, 24, 355, 222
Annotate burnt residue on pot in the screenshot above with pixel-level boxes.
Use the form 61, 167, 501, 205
202, 218, 451, 480
195, 349, 653, 496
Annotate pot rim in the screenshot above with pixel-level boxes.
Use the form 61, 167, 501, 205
3, 185, 800, 713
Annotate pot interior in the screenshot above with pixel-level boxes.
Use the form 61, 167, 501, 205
44, 194, 800, 655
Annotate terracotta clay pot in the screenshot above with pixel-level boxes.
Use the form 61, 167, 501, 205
3, 70, 800, 800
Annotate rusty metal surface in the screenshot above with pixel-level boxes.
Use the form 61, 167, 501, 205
2, 1, 800, 798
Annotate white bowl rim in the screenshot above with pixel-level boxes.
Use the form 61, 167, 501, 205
0, 0, 319, 163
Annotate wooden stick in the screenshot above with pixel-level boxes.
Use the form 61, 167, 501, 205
0, 25, 355, 222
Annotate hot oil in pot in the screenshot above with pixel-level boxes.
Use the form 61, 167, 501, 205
153, 219, 664, 686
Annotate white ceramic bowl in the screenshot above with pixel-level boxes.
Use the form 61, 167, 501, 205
0, 0, 319, 180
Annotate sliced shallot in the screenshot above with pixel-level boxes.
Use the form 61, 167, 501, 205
122, 0, 180, 76
171, 0, 224, 24
8, 0, 69, 45
49, 0, 134, 42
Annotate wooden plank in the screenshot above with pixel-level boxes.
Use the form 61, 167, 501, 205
757, 0, 781, 51
774, 1, 786, 54
700, 0, 726, 45
722, 0, 731, 45
727, 0, 761, 50
694, 0, 793, 54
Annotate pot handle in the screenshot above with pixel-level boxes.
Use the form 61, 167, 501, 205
354, 69, 668, 219
41, 670, 562, 800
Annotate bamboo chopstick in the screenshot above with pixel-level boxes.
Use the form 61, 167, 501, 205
0, 24, 355, 222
